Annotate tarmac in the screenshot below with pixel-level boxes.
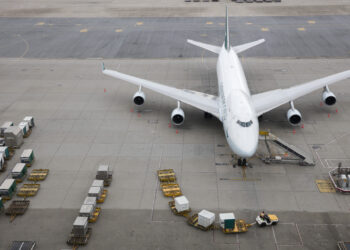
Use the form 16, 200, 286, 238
1, 0, 350, 250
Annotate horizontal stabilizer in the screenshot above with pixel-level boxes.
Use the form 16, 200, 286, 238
187, 39, 221, 54
232, 39, 265, 54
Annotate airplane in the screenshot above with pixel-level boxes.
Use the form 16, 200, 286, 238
102, 7, 350, 166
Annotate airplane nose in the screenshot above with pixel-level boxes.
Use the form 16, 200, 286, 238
227, 129, 258, 158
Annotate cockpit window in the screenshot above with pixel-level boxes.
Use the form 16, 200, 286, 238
237, 120, 253, 128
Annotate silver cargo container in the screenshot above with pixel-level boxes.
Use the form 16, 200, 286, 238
4, 127, 23, 148
79, 204, 94, 218
72, 216, 88, 235
0, 121, 13, 137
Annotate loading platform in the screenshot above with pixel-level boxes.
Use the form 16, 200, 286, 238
257, 131, 315, 166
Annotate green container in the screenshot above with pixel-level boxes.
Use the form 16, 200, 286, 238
0, 197, 3, 209
0, 147, 9, 158
224, 219, 235, 230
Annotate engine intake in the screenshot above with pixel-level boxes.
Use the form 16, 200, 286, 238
287, 108, 302, 126
171, 107, 185, 125
322, 90, 336, 106
133, 91, 145, 105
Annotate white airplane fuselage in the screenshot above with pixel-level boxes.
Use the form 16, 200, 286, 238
217, 45, 259, 158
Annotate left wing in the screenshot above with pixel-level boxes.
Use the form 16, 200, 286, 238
102, 64, 221, 119
251, 70, 350, 116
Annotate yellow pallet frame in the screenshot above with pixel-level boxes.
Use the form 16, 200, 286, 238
161, 183, 182, 197
97, 189, 107, 203
157, 169, 176, 182
89, 207, 101, 223
28, 169, 49, 181
17, 184, 40, 197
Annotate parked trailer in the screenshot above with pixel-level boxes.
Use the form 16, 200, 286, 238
28, 169, 49, 181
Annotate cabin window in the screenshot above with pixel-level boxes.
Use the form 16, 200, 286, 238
237, 120, 253, 128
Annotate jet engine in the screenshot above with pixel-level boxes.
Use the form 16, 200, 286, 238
287, 108, 302, 126
133, 91, 145, 105
322, 90, 336, 106
171, 107, 185, 125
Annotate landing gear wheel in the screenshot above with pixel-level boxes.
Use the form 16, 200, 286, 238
242, 158, 247, 166
238, 159, 242, 166
204, 112, 213, 119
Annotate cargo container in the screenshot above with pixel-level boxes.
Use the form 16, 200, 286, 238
23, 116, 35, 128
88, 186, 102, 199
11, 163, 27, 181
0, 197, 3, 212
79, 204, 94, 218
83, 196, 97, 211
0, 121, 13, 137
0, 179, 16, 199
219, 213, 235, 230
97, 165, 109, 177
18, 122, 29, 136
0, 146, 10, 159
73, 216, 88, 236
4, 126, 23, 148
20, 149, 35, 166
174, 196, 189, 212
0, 153, 4, 171
198, 210, 215, 228
91, 179, 104, 189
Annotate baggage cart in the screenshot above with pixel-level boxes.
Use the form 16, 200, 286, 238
187, 214, 215, 231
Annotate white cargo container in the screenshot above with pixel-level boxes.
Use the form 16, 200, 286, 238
18, 122, 29, 136
97, 165, 109, 176
88, 186, 102, 199
174, 196, 189, 212
20, 149, 34, 164
340, 174, 347, 188
23, 116, 35, 128
0, 121, 13, 137
198, 210, 215, 228
83, 196, 97, 210
219, 213, 236, 229
73, 216, 88, 235
79, 204, 94, 218
11, 163, 27, 179
0, 153, 4, 171
4, 126, 23, 148
92, 180, 104, 189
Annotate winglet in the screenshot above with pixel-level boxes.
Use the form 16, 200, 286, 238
102, 62, 105, 71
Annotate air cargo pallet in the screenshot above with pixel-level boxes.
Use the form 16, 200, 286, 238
168, 200, 191, 217
222, 220, 251, 233
89, 207, 101, 223
5, 200, 30, 221
67, 228, 92, 246
97, 189, 107, 203
28, 169, 49, 181
187, 214, 215, 231
157, 169, 176, 182
161, 183, 182, 197
17, 183, 40, 197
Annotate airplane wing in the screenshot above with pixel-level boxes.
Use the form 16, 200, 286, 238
251, 70, 350, 116
102, 64, 221, 119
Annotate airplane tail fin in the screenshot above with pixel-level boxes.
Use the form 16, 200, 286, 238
225, 6, 229, 51
187, 39, 221, 54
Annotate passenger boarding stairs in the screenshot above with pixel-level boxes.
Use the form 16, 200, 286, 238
257, 131, 315, 166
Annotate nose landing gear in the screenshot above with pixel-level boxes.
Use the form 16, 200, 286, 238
237, 158, 247, 167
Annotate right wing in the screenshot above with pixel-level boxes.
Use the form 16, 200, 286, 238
252, 70, 350, 116
102, 64, 221, 119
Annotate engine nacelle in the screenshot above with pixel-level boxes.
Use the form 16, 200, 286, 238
287, 108, 302, 126
133, 91, 145, 105
171, 107, 185, 125
322, 90, 336, 106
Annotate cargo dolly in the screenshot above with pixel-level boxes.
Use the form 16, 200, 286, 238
28, 169, 49, 181
221, 219, 252, 233
97, 189, 107, 203
89, 207, 101, 223
161, 183, 182, 197
67, 228, 92, 246
5, 200, 30, 222
17, 184, 40, 197
187, 214, 215, 231
157, 169, 176, 182
168, 200, 191, 217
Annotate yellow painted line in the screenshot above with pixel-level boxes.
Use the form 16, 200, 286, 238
261, 27, 269, 32
136, 22, 143, 26
316, 180, 335, 193
219, 22, 225, 26
35, 22, 45, 26
245, 22, 253, 25
80, 29, 88, 33
200, 34, 207, 37
115, 29, 123, 32
206, 21, 213, 25
308, 20, 316, 24
298, 27, 306, 31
